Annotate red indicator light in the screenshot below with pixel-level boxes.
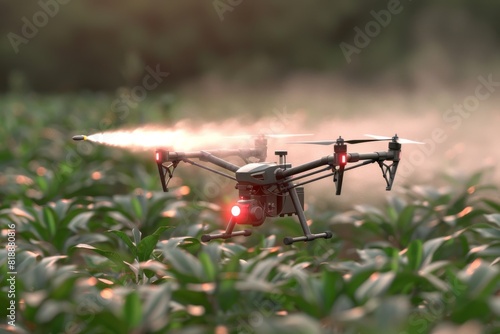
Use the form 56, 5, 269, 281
231, 205, 241, 217
156, 152, 160, 161
341, 154, 346, 164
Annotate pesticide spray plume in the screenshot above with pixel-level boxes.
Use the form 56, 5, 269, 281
72, 102, 500, 208
73, 117, 313, 152
84, 128, 193, 150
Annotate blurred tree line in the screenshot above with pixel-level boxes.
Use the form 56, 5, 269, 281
1, 0, 499, 92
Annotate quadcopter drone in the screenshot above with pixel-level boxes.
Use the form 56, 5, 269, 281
153, 133, 423, 245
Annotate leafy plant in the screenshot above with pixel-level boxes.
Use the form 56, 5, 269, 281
1, 94, 499, 334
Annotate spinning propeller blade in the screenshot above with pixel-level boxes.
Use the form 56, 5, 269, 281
290, 134, 424, 145
364, 134, 425, 144
289, 140, 337, 145
290, 139, 383, 145
226, 133, 314, 139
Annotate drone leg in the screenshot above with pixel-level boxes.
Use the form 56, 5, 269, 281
201, 217, 252, 242
283, 186, 333, 245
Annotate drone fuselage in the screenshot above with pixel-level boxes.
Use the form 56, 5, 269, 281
235, 162, 279, 185
234, 162, 304, 224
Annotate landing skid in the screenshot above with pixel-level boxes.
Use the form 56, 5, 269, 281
201, 184, 333, 245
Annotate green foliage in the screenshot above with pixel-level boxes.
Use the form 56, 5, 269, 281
1, 95, 499, 333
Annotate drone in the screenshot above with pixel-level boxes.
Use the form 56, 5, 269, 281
151, 133, 423, 245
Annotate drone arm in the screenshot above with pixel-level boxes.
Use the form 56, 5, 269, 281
198, 151, 240, 173
279, 155, 334, 179
161, 150, 240, 172
349, 151, 394, 162
164, 148, 265, 166
182, 159, 237, 181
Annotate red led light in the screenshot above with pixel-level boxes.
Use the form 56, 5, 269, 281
231, 205, 241, 217
341, 154, 346, 164
156, 152, 160, 161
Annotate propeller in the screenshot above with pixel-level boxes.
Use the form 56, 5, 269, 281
289, 134, 424, 145
364, 134, 424, 144
226, 133, 314, 139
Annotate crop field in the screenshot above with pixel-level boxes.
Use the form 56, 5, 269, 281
1, 92, 500, 334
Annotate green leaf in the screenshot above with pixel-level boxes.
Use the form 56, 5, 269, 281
397, 205, 415, 231
321, 270, 342, 312
483, 199, 500, 212
420, 272, 449, 291
472, 225, 500, 239
260, 314, 323, 334
422, 236, 448, 267
131, 196, 143, 219
466, 170, 485, 188
262, 234, 277, 248
142, 284, 171, 331
217, 254, 240, 311
87, 310, 127, 333
124, 291, 142, 330
73, 244, 125, 265
199, 251, 216, 281
109, 230, 138, 258
407, 239, 423, 271
388, 247, 400, 272
137, 226, 171, 262
42, 206, 57, 239
355, 271, 395, 302
459, 260, 500, 299
132, 227, 142, 245
67, 211, 94, 232
162, 247, 204, 281
52, 199, 73, 219
36, 175, 49, 192
451, 300, 491, 323
374, 296, 410, 332
468, 243, 500, 259
139, 260, 167, 278
419, 260, 450, 275
484, 213, 500, 228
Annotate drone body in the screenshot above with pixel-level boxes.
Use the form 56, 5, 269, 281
153, 134, 422, 245
73, 132, 421, 245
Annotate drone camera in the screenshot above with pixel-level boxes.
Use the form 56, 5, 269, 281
231, 199, 265, 226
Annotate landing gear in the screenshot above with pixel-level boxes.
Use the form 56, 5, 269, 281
201, 185, 333, 245
282, 186, 333, 245
201, 217, 252, 242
